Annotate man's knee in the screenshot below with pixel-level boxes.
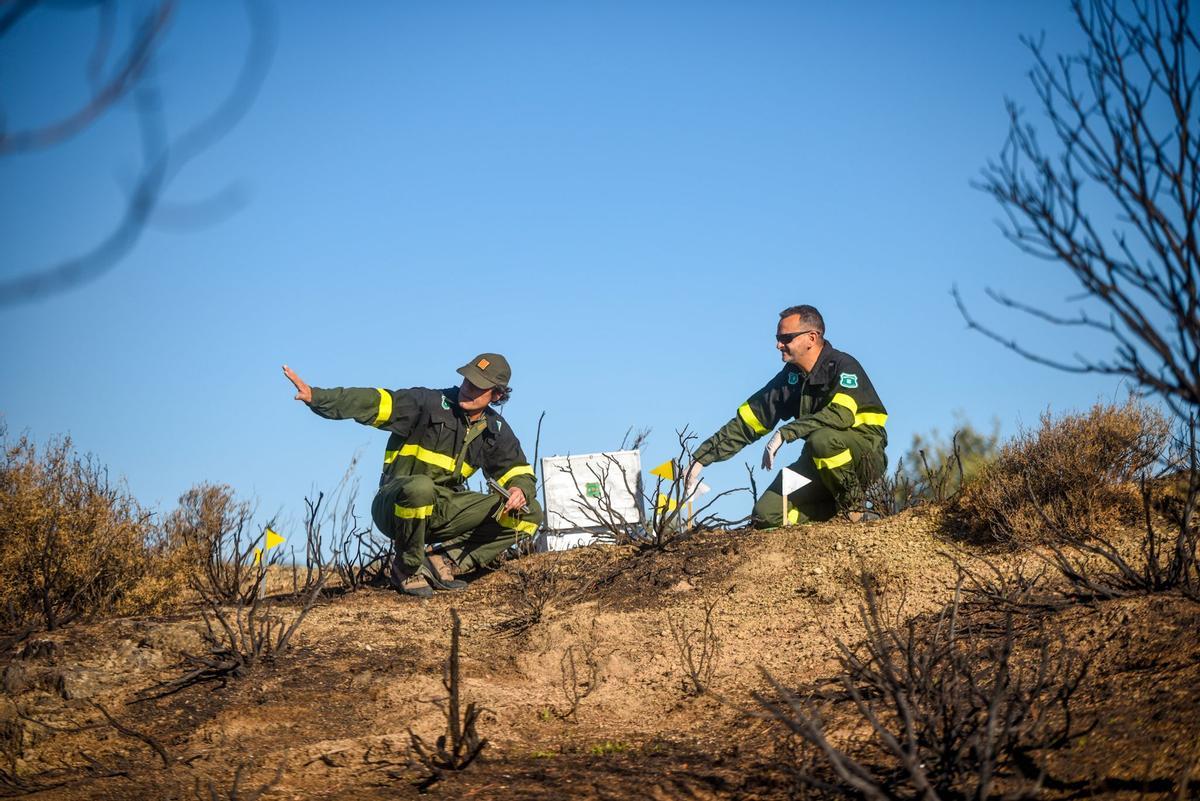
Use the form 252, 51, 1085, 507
752, 492, 785, 528
398, 474, 436, 504
806, 428, 845, 460
373, 475, 438, 532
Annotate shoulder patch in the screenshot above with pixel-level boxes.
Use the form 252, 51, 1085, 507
787, 372, 799, 385
497, 420, 503, 432
839, 373, 859, 389
441, 395, 451, 410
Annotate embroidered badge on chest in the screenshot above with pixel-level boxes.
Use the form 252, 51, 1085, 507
787, 372, 799, 385
840, 373, 859, 389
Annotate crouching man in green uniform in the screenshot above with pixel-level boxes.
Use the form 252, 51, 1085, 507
282, 353, 541, 598
685, 305, 888, 526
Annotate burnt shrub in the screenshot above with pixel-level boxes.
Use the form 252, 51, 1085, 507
0, 432, 184, 635
945, 400, 1169, 544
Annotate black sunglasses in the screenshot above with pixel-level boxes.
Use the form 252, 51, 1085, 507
776, 330, 815, 345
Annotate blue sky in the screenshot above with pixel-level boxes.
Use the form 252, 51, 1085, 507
1, 1, 1132, 532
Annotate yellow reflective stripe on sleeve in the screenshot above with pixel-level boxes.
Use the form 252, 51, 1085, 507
384, 450, 400, 465
830, 393, 858, 416
497, 464, 534, 487
737, 403, 769, 436
373, 389, 392, 427
813, 448, 853, 470
393, 503, 434, 520
854, 412, 889, 428
497, 514, 538, 536
460, 462, 477, 478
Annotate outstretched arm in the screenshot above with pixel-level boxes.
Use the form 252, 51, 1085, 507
282, 364, 312, 404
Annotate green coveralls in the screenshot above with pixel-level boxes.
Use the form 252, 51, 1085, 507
308, 385, 541, 573
693, 341, 888, 526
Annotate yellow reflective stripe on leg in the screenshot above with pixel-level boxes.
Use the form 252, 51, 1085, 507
853, 412, 888, 428
497, 513, 538, 536
374, 389, 393, 427
497, 464, 534, 487
394, 503, 434, 520
813, 448, 853, 470
830, 393, 858, 416
737, 403, 769, 436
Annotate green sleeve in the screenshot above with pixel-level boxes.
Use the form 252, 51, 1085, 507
692, 415, 758, 466
778, 403, 855, 442
692, 373, 788, 466
308, 387, 420, 434
485, 432, 537, 501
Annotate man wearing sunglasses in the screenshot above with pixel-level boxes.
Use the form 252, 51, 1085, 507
685, 305, 888, 526
282, 353, 541, 598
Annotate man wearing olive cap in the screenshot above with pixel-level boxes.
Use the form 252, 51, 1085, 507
282, 354, 541, 598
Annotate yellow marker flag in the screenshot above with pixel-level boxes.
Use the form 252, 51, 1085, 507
265, 528, 285, 550
253, 547, 263, 566
655, 493, 679, 512
649, 460, 676, 481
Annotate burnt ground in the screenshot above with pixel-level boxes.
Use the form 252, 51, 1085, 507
2, 509, 1198, 799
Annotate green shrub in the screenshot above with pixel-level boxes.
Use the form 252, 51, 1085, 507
945, 400, 1169, 544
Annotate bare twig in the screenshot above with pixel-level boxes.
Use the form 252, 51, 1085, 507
409, 609, 488, 790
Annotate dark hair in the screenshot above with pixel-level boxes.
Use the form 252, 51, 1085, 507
779, 304, 825, 336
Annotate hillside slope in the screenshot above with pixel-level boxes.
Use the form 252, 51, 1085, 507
3, 511, 1197, 799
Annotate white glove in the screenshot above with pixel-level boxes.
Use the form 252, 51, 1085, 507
762, 431, 785, 470
683, 461, 704, 499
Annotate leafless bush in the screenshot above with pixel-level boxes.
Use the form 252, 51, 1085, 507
333, 526, 391, 593
328, 469, 391, 591
290, 454, 371, 594
0, 701, 173, 795
192, 763, 284, 801
492, 550, 596, 637
554, 635, 602, 723
0, 431, 180, 637
865, 457, 921, 518
1038, 493, 1199, 602
621, 426, 651, 450
952, 554, 1075, 624
410, 609, 487, 791
868, 425, 1000, 517
754, 575, 1088, 800
964, 0, 1199, 421
164, 483, 261, 604
136, 564, 327, 700
668, 596, 722, 696
946, 400, 1170, 544
556, 428, 749, 551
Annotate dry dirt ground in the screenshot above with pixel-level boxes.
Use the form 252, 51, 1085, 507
3, 509, 1198, 799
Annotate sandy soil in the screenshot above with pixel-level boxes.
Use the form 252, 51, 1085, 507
2, 509, 1197, 799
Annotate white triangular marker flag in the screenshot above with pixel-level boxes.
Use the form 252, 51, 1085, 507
780, 467, 810, 495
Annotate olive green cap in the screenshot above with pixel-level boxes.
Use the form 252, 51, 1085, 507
456, 353, 511, 389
